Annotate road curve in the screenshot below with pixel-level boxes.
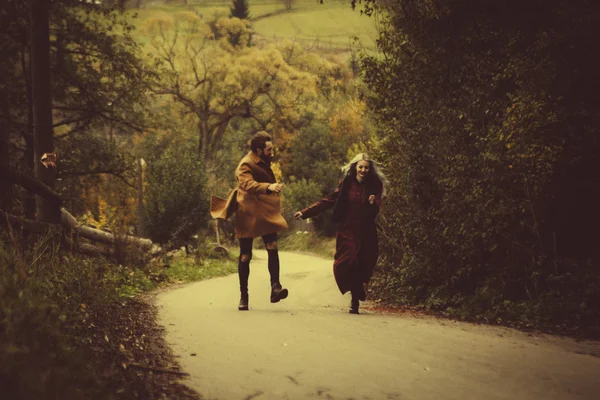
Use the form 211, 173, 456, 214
156, 251, 600, 400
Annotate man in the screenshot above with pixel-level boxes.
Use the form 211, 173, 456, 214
210, 131, 289, 310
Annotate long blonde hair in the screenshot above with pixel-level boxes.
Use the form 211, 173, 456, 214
341, 153, 388, 197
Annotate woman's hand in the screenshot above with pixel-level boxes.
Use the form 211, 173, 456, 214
368, 195, 375, 204
294, 211, 303, 220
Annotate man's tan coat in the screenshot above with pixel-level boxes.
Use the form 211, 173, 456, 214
210, 151, 288, 238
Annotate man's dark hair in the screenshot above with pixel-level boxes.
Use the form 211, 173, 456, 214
249, 131, 272, 153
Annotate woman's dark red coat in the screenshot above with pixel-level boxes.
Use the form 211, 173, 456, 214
300, 176, 382, 294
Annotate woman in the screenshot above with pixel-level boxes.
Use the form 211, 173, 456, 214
294, 153, 387, 314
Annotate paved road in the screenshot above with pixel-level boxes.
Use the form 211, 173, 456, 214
156, 251, 600, 400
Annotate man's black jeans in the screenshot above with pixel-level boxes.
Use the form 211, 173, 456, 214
238, 233, 279, 293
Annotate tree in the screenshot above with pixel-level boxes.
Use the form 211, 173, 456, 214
1, 0, 149, 219
361, 0, 600, 327
0, 105, 11, 211
29, 0, 59, 223
145, 13, 328, 163
230, 0, 250, 20
329, 98, 370, 147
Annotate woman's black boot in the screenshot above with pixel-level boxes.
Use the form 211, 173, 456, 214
355, 282, 366, 301
349, 292, 359, 314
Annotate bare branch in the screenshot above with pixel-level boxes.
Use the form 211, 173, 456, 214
97, 112, 146, 133
151, 86, 199, 115
61, 168, 136, 189
52, 115, 92, 128
55, 119, 94, 139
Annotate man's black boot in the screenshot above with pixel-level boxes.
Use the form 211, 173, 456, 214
238, 292, 249, 311
238, 256, 250, 310
270, 282, 289, 303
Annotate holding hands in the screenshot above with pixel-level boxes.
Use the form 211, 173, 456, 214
294, 195, 374, 221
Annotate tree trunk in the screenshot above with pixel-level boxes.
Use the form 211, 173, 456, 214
198, 119, 209, 161
61, 208, 153, 251
78, 242, 113, 258
210, 121, 229, 156
22, 46, 36, 220
30, 0, 59, 223
0, 100, 12, 211
137, 158, 145, 237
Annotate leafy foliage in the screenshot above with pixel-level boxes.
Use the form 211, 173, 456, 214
0, 0, 149, 218
281, 178, 322, 222
284, 123, 341, 192
0, 228, 236, 399
0, 232, 118, 399
329, 98, 367, 140
362, 0, 600, 329
282, 122, 344, 234
144, 12, 339, 162
143, 137, 209, 245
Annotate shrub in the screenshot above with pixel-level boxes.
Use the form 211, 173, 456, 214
362, 0, 600, 330
143, 139, 209, 246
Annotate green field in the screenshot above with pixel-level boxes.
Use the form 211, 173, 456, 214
131, 0, 379, 52
252, 1, 379, 51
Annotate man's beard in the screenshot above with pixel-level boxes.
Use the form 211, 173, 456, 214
260, 154, 273, 165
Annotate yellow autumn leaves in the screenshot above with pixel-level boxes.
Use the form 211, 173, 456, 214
141, 11, 369, 163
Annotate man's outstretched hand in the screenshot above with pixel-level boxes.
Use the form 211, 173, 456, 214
268, 183, 283, 194
294, 211, 303, 220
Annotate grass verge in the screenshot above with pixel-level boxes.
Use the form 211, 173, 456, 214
0, 233, 236, 399
277, 231, 336, 259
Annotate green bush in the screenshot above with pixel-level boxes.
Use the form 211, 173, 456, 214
285, 123, 343, 196
363, 0, 600, 330
281, 178, 322, 222
0, 234, 116, 399
284, 123, 345, 236
0, 228, 237, 398
143, 138, 209, 246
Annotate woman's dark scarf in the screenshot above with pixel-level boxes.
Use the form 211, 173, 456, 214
332, 174, 382, 223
